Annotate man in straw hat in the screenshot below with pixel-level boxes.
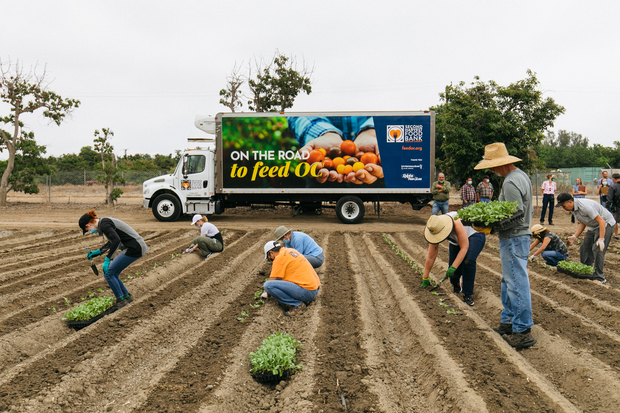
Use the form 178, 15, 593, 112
422, 211, 486, 306
474, 142, 535, 349
274, 225, 324, 268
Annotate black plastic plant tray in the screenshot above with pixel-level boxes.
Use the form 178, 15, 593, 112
556, 266, 595, 280
462, 210, 525, 231
251, 369, 293, 383
66, 305, 118, 331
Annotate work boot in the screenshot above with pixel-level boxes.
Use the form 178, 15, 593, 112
123, 294, 134, 304
503, 329, 536, 349
463, 294, 474, 306
116, 297, 128, 308
203, 252, 213, 260
493, 323, 512, 336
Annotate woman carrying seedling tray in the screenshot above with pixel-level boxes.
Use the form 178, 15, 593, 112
529, 224, 568, 266
421, 212, 485, 306
79, 210, 149, 307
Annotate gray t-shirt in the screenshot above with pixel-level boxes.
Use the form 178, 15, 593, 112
572, 198, 616, 229
498, 168, 533, 239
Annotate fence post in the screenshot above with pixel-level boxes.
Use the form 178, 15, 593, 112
48, 175, 51, 203
84, 169, 86, 192
535, 169, 538, 208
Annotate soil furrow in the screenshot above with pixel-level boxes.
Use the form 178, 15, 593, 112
378, 232, 563, 413
307, 231, 379, 411
0, 230, 252, 411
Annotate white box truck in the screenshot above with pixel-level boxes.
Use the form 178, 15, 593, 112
143, 111, 435, 224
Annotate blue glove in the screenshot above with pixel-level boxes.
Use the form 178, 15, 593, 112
87, 249, 102, 260
103, 257, 111, 274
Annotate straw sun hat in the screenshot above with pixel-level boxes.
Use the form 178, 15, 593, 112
531, 224, 547, 234
474, 143, 522, 170
424, 215, 454, 244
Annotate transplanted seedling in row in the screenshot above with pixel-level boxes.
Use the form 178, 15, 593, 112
64, 297, 71, 306
249, 332, 302, 377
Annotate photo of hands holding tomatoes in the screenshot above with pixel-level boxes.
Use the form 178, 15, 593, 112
299, 129, 383, 185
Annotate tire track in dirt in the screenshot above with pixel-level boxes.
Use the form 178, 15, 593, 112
307, 231, 379, 411
16, 232, 267, 413
0, 230, 251, 412
379, 232, 564, 413
401, 233, 620, 412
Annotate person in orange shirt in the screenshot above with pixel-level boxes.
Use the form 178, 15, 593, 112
260, 241, 321, 316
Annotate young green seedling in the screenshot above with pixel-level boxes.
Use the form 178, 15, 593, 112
64, 297, 71, 306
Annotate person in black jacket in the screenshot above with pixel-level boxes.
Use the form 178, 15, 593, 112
606, 173, 620, 240
79, 210, 149, 306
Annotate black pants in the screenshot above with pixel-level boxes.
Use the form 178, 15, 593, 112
540, 194, 554, 224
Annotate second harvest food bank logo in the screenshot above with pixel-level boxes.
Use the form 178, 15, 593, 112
387, 125, 423, 143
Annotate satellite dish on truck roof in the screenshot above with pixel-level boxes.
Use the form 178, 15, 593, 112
195, 115, 215, 134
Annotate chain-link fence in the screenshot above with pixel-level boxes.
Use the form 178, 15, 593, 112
8, 170, 168, 204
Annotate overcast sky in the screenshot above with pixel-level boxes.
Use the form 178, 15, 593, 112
1, 0, 619, 160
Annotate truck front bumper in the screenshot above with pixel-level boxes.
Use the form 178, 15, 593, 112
143, 198, 150, 209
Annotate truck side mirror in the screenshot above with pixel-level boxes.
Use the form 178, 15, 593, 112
182, 154, 189, 179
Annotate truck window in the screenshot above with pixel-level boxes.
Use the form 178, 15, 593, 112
187, 155, 206, 174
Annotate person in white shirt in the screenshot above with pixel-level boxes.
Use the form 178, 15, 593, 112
185, 214, 224, 260
540, 174, 556, 225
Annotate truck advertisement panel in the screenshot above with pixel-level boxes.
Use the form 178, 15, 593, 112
220, 113, 432, 191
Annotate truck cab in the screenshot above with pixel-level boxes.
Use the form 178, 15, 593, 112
143, 116, 221, 221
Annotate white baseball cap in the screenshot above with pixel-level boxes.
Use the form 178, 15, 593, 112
264, 241, 279, 259
190, 214, 203, 226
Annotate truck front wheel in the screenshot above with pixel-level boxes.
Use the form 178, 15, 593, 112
152, 194, 182, 222
336, 196, 365, 224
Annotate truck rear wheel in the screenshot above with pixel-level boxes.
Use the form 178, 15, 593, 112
152, 194, 181, 222
336, 196, 365, 224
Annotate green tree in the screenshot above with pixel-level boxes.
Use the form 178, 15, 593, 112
432, 70, 565, 189
93, 128, 124, 205
219, 52, 313, 113
0, 60, 79, 206
0, 130, 53, 194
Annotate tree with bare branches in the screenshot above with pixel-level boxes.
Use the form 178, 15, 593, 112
219, 52, 313, 113
0, 60, 80, 206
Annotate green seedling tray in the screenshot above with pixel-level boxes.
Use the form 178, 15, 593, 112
66, 305, 118, 330
557, 265, 595, 280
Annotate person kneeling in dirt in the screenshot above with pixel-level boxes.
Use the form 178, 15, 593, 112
529, 224, 568, 266
260, 241, 321, 316
185, 214, 224, 260
79, 209, 149, 308
274, 225, 324, 268
421, 212, 485, 306
556, 192, 615, 284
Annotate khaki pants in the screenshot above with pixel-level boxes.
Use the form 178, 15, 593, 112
193, 236, 223, 257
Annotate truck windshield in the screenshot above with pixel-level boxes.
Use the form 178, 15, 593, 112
187, 155, 206, 174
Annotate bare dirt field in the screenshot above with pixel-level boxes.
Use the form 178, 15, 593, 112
1, 202, 620, 412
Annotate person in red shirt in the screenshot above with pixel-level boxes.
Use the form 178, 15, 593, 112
260, 241, 321, 316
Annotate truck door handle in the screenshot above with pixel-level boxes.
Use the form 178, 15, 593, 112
203, 180, 208, 188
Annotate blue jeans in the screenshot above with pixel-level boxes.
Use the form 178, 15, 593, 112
540, 250, 567, 266
449, 233, 486, 295
264, 280, 319, 307
480, 197, 491, 203
540, 194, 554, 223
499, 236, 533, 333
104, 253, 140, 299
304, 252, 324, 268
432, 200, 449, 215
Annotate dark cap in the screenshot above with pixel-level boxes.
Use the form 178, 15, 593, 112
78, 213, 91, 234
555, 192, 573, 208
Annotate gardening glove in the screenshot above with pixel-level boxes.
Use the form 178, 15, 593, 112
260, 291, 268, 299
87, 249, 102, 260
420, 278, 431, 288
103, 257, 111, 275
528, 255, 536, 261
568, 235, 577, 245
596, 238, 605, 251
445, 266, 457, 278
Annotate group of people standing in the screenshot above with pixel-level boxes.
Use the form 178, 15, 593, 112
431, 174, 494, 214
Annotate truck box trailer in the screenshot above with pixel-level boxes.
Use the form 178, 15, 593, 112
143, 111, 435, 224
